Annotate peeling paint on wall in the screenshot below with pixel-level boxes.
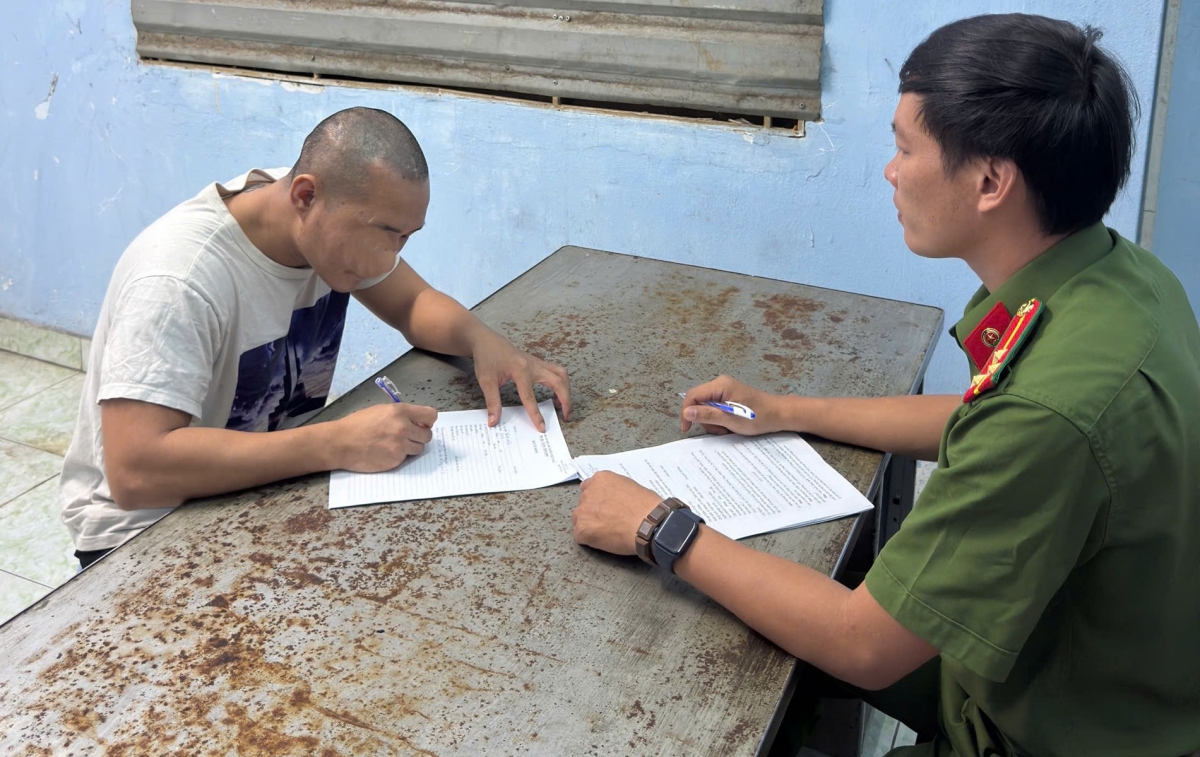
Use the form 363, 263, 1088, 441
33, 73, 58, 120
280, 81, 325, 94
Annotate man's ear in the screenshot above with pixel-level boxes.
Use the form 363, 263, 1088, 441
978, 157, 1019, 215
289, 174, 318, 214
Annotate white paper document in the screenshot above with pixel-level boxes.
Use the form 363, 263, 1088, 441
573, 433, 873, 540
328, 400, 578, 509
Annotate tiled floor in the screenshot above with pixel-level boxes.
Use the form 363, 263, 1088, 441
862, 703, 919, 756
0, 350, 84, 625
0, 334, 933, 754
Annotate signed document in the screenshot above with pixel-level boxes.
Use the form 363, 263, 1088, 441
574, 433, 873, 540
329, 400, 577, 509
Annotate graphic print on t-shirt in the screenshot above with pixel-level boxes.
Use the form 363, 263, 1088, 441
225, 291, 349, 432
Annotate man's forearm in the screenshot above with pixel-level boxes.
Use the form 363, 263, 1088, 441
110, 422, 339, 510
779, 394, 960, 461
399, 288, 496, 358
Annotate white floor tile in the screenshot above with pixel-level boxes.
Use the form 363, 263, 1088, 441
0, 569, 52, 626
0, 438, 62, 507
0, 373, 85, 456
862, 706, 900, 757
0, 477, 76, 588
893, 725, 918, 748
0, 318, 82, 370
0, 351, 77, 413
914, 460, 935, 500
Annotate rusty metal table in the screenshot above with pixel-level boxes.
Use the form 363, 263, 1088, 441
0, 246, 943, 756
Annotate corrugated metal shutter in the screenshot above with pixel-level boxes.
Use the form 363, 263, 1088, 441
132, 0, 822, 120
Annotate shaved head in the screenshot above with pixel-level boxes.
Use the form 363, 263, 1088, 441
291, 107, 428, 198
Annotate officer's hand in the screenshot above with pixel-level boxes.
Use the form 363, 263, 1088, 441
471, 331, 572, 432
331, 403, 438, 472
571, 471, 662, 556
680, 375, 784, 436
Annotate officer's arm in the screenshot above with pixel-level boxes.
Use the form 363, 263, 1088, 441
675, 525, 938, 690
684, 377, 959, 462
779, 394, 961, 462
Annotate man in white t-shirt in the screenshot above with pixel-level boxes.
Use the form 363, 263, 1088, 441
61, 107, 571, 568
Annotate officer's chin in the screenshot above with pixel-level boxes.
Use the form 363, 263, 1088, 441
901, 228, 935, 259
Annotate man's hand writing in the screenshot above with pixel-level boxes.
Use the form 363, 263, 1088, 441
329, 403, 438, 472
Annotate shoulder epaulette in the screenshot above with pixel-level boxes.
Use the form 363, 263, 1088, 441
963, 298, 1044, 403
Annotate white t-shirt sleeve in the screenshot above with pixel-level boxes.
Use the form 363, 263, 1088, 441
97, 275, 221, 420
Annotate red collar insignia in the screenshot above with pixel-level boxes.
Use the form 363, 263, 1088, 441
963, 302, 1012, 371
963, 299, 1044, 403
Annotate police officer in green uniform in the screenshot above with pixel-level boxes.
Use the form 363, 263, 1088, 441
571, 13, 1200, 757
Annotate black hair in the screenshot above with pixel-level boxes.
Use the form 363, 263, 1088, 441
292, 107, 428, 197
899, 13, 1138, 235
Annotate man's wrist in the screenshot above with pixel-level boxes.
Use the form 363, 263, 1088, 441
464, 320, 503, 356
308, 421, 345, 471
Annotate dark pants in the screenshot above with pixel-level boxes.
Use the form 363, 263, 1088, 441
75, 548, 112, 570
769, 658, 944, 757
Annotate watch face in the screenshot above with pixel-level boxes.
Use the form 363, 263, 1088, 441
656, 511, 699, 555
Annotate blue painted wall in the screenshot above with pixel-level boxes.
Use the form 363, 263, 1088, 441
0, 0, 1165, 396
1152, 0, 1199, 307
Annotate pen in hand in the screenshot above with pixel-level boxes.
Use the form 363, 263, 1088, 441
677, 392, 757, 420
376, 375, 433, 429
376, 376, 404, 403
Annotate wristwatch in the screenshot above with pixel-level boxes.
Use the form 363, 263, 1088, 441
635, 497, 684, 565
635, 497, 705, 574
652, 506, 705, 574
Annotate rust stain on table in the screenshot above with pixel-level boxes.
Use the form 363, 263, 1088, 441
0, 247, 942, 756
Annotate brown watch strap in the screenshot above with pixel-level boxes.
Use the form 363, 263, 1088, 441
635, 497, 688, 565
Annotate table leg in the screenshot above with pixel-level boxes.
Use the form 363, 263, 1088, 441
874, 453, 917, 555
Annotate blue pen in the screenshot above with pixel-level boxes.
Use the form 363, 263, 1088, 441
677, 392, 756, 420
375, 375, 403, 403
376, 375, 433, 430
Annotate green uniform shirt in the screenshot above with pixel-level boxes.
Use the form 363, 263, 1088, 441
865, 224, 1200, 757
